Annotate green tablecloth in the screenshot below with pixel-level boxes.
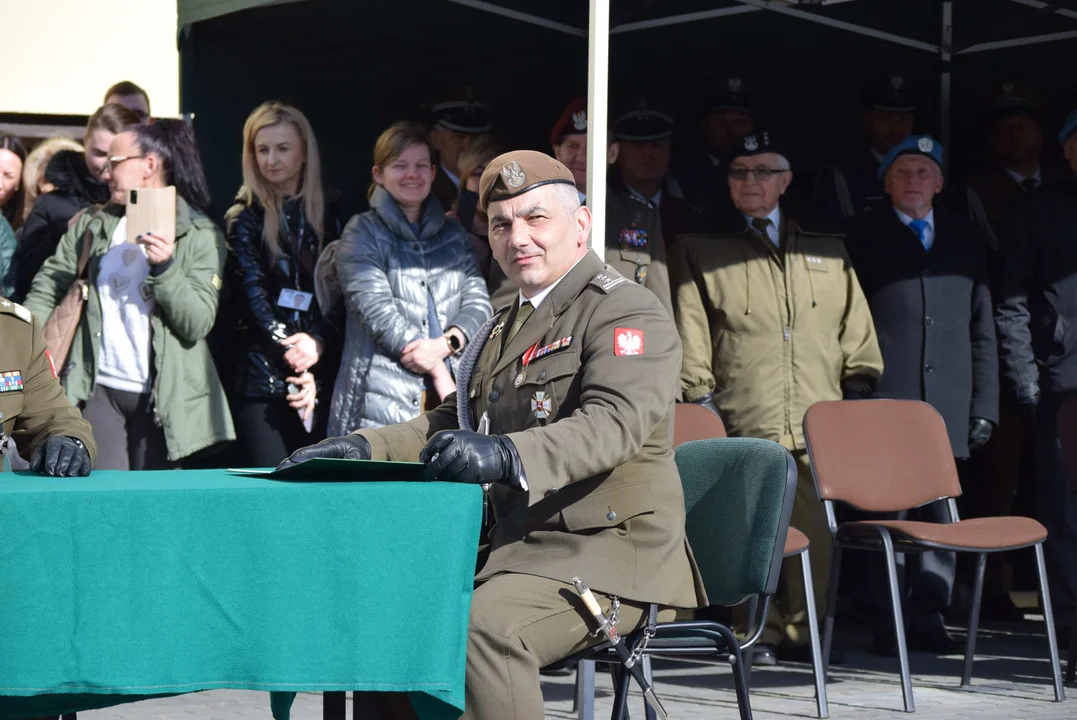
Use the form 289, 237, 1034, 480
0, 470, 483, 720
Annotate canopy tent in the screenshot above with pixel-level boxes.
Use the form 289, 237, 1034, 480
178, 0, 1077, 240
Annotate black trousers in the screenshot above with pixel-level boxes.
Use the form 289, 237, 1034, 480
1032, 391, 1077, 626
234, 397, 327, 468
81, 385, 170, 471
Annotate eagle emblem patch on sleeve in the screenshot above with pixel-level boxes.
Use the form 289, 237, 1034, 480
614, 328, 644, 356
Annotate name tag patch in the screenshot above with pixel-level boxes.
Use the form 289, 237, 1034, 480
277, 288, 313, 312
0, 371, 24, 393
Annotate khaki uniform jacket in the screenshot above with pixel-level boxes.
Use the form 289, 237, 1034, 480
354, 251, 708, 609
0, 299, 96, 470
673, 214, 883, 450
605, 185, 673, 320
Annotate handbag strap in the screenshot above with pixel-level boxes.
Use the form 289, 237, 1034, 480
73, 210, 100, 281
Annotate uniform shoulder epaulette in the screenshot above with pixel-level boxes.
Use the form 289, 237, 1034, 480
589, 267, 630, 294
0, 298, 34, 323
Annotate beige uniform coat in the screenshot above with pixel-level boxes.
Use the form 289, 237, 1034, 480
0, 299, 96, 470
353, 251, 707, 609
673, 214, 883, 450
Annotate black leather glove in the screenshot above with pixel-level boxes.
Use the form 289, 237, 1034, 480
968, 417, 993, 451
1013, 381, 1040, 422
690, 393, 721, 417
419, 430, 525, 487
276, 434, 372, 470
842, 379, 874, 400
30, 436, 91, 477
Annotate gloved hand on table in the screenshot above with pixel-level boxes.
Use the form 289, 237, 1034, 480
31, 436, 91, 477
276, 434, 372, 470
420, 429, 526, 488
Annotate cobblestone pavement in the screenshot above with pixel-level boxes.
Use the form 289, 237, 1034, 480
82, 620, 1074, 719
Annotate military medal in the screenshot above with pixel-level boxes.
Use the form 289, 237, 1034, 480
488, 321, 506, 340
0, 371, 24, 393
635, 264, 647, 284
514, 340, 544, 388
514, 371, 527, 388
531, 391, 553, 419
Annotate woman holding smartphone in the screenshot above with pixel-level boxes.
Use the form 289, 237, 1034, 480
225, 101, 343, 467
23, 120, 235, 470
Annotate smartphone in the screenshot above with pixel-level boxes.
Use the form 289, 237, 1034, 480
126, 186, 176, 244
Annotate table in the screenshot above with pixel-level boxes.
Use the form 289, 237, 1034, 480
0, 470, 483, 720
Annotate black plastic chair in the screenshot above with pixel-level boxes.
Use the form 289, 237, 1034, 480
550, 437, 798, 720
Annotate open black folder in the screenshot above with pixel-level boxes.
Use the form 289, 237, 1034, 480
228, 458, 428, 482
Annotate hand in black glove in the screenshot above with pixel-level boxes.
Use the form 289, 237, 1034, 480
30, 436, 91, 477
842, 380, 874, 400
690, 393, 721, 417
276, 434, 372, 471
419, 430, 525, 487
1014, 381, 1041, 422
968, 417, 993, 451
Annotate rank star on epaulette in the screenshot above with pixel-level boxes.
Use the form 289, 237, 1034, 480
619, 228, 648, 248
0, 370, 24, 393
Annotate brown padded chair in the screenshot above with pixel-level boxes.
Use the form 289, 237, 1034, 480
1055, 396, 1077, 684
674, 403, 829, 718
804, 399, 1064, 712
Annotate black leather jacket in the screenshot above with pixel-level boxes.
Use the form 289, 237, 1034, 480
226, 195, 343, 399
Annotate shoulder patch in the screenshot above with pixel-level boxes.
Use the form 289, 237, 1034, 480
0, 299, 32, 323
590, 268, 630, 293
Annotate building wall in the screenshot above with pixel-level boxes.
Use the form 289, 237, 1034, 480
0, 0, 179, 117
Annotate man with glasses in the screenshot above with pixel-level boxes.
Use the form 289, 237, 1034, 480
846, 135, 997, 656
673, 130, 882, 666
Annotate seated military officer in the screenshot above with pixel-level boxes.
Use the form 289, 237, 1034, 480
0, 297, 95, 476
282, 150, 707, 719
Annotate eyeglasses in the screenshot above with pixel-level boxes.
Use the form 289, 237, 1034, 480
728, 167, 789, 181
107, 155, 145, 171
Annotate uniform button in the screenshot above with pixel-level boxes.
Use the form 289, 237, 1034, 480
544, 488, 558, 497
95, 332, 102, 338
488, 390, 500, 402
925, 317, 935, 326
606, 511, 617, 522
925, 365, 934, 373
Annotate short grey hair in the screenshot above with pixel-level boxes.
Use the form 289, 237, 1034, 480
776, 154, 791, 171
552, 182, 581, 215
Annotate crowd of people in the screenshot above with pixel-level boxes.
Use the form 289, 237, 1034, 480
2, 73, 1076, 673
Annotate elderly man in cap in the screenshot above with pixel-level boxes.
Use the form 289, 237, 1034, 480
428, 95, 494, 210
549, 98, 674, 317
846, 135, 997, 654
995, 109, 1077, 645
815, 73, 916, 222
282, 150, 707, 718
612, 96, 699, 248
674, 130, 882, 665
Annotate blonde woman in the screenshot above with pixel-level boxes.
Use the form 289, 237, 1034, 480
329, 121, 491, 435
225, 101, 343, 467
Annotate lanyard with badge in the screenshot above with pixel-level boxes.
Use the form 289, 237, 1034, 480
275, 207, 314, 314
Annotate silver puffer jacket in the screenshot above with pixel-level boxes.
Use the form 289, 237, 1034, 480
328, 186, 492, 435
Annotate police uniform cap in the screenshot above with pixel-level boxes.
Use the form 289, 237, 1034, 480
551, 98, 588, 147
1059, 108, 1077, 146
430, 99, 493, 134
864, 73, 916, 113
479, 150, 577, 212
613, 97, 674, 143
707, 76, 755, 115
725, 129, 788, 166
877, 134, 943, 181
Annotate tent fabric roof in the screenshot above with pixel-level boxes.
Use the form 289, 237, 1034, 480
178, 0, 306, 26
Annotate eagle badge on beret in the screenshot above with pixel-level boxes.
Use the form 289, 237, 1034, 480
501, 161, 526, 188
917, 137, 934, 153
890, 74, 905, 90
572, 110, 587, 131
744, 134, 759, 152
729, 77, 743, 93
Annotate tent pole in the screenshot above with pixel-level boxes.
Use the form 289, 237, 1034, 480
587, 0, 610, 260
940, 0, 953, 174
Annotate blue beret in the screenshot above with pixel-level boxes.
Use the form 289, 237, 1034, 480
1059, 109, 1077, 145
877, 134, 943, 181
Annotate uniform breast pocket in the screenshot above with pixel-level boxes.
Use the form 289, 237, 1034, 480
518, 351, 579, 425
561, 481, 656, 533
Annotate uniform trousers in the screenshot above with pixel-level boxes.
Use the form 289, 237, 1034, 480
762, 450, 832, 647
461, 572, 674, 720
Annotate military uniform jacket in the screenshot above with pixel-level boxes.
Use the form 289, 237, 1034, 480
605, 183, 674, 319
674, 214, 883, 450
353, 251, 708, 609
0, 298, 96, 470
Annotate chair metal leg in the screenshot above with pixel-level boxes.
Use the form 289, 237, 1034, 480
576, 659, 596, 720
1034, 543, 1066, 701
822, 543, 843, 677
610, 663, 632, 720
881, 531, 915, 713
705, 622, 753, 720
962, 552, 987, 687
641, 655, 657, 720
322, 691, 345, 720
799, 548, 829, 718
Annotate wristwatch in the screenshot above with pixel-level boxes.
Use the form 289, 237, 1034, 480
445, 332, 463, 356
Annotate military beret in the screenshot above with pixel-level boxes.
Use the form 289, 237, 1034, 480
551, 98, 588, 146
478, 150, 577, 212
864, 73, 916, 113
991, 82, 1043, 119
877, 134, 943, 181
1059, 108, 1077, 145
430, 99, 493, 134
726, 129, 787, 166
707, 76, 755, 115
613, 97, 674, 142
